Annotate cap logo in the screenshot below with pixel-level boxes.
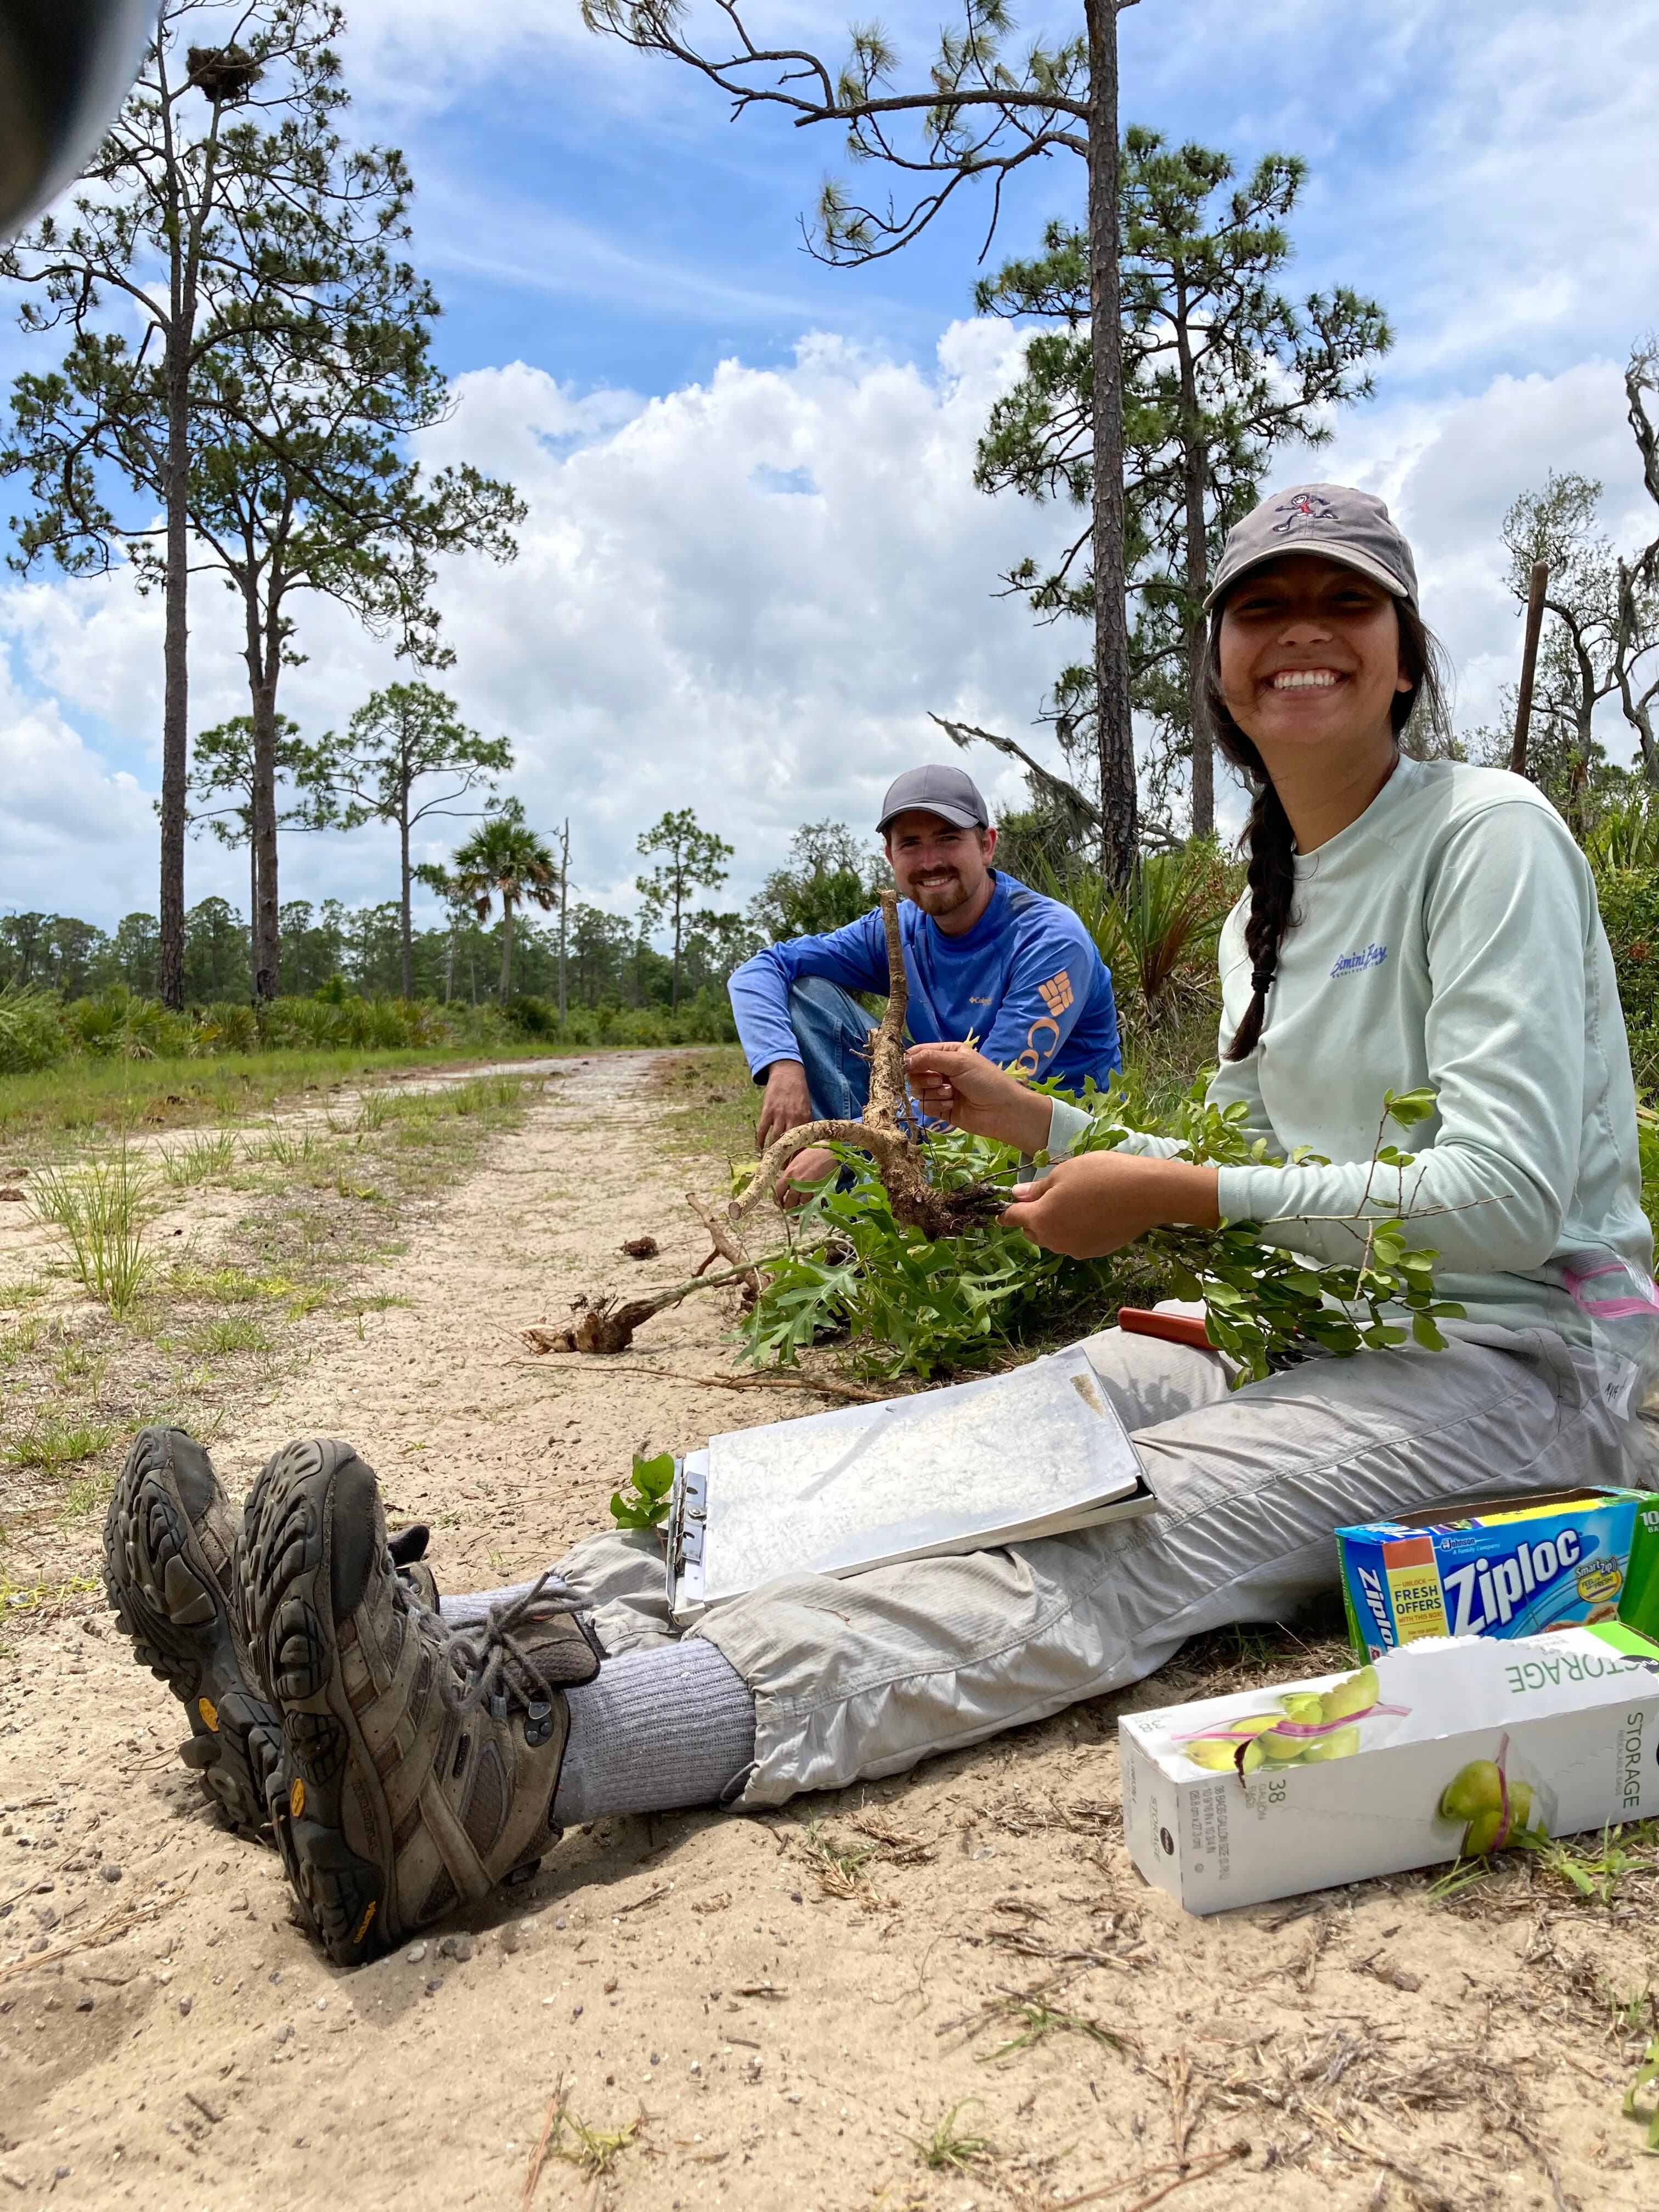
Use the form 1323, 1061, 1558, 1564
1271, 490, 1340, 536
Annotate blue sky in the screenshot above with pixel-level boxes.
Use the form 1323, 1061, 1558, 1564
2, 0, 1657, 932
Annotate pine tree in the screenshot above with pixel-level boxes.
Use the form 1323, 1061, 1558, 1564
317, 684, 512, 1000
973, 131, 1389, 839
584, 0, 1145, 882
635, 808, 733, 1011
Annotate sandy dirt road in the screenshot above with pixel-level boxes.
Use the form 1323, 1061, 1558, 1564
2, 1054, 1655, 2211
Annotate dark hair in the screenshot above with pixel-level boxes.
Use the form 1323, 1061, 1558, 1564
1200, 582, 1451, 1062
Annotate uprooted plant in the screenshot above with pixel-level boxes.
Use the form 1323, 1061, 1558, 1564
532, 874, 1467, 1380
736, 1076, 1466, 1383
730, 887, 1007, 1241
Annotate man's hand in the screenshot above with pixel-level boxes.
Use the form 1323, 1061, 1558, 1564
904, 1041, 1052, 1155
756, 1060, 814, 1152
775, 1144, 838, 1210
999, 1152, 1221, 1260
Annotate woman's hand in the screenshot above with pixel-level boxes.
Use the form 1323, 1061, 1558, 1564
1000, 1152, 1221, 1259
904, 1042, 1053, 1154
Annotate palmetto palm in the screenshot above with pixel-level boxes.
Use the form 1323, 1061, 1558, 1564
453, 802, 558, 1003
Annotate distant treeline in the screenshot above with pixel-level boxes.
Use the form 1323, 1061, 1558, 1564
0, 896, 754, 1015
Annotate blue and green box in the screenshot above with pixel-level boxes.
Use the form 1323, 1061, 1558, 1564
1338, 1486, 1659, 1660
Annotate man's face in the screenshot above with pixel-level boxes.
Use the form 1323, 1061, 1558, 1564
884, 811, 996, 917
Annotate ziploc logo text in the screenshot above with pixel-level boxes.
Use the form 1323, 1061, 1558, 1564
1446, 1530, 1581, 1634
1356, 1566, 1396, 1650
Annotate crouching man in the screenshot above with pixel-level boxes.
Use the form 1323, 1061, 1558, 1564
727, 763, 1121, 1200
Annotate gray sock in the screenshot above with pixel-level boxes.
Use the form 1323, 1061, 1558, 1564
551, 1639, 757, 1826
439, 1582, 533, 1628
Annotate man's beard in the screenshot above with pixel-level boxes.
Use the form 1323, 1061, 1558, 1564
909, 872, 971, 917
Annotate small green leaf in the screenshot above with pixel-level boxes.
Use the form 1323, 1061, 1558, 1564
1383, 1085, 1438, 1130
1411, 1312, 1448, 1351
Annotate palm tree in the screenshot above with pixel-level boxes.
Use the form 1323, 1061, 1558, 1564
453, 801, 559, 1003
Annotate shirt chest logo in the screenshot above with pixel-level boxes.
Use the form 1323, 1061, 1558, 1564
1330, 942, 1388, 979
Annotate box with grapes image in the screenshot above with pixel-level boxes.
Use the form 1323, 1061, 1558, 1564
1119, 1622, 1659, 1914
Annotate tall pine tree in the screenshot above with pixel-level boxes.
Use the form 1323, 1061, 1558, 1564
974, 130, 1389, 839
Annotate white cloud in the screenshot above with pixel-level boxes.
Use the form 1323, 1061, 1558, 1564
5, 323, 1657, 934
0, 658, 157, 918
1321, 356, 1655, 735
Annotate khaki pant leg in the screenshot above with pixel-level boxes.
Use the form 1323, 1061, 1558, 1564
696, 1328, 1625, 1804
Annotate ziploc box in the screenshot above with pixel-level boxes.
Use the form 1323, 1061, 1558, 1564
1336, 1486, 1659, 1658
1120, 1623, 1659, 1915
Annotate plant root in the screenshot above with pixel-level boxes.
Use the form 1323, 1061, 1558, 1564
724, 889, 1005, 1242
521, 1264, 759, 1356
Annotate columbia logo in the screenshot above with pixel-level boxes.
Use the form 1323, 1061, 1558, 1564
1330, 943, 1387, 979
1038, 970, 1074, 1017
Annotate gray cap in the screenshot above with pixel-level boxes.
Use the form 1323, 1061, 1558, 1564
877, 763, 989, 833
1205, 483, 1419, 613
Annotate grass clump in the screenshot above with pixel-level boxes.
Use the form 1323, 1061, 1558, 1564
191, 1315, 273, 1357
30, 1147, 153, 1317
978, 1997, 1135, 2067
2, 1414, 118, 1474
907, 2101, 992, 2174
159, 1129, 239, 1187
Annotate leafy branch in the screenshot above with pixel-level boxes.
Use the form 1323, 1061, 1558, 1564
740, 1076, 1466, 1385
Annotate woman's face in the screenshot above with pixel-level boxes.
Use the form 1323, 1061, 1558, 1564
1216, 553, 1413, 759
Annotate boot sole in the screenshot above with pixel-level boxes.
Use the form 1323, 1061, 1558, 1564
240, 1439, 391, 1967
102, 1430, 283, 1839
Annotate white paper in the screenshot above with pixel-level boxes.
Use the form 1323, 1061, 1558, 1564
684, 1344, 1147, 1610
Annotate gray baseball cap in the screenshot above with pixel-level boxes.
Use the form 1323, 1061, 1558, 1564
877, 763, 990, 833
1205, 483, 1419, 613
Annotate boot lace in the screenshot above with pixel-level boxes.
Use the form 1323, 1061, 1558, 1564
438, 1568, 587, 1723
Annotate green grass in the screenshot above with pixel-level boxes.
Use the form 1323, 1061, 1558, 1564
649, 1047, 758, 1167
0, 1278, 48, 1308
157, 1128, 239, 1187
907, 2102, 992, 2174
0, 1041, 565, 1153
2, 1414, 118, 1473
30, 1148, 153, 1317
978, 1999, 1133, 2066
190, 1314, 273, 1356
0, 1318, 44, 1367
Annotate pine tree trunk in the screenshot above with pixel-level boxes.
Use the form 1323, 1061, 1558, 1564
245, 591, 281, 1002
1085, 0, 1137, 888
398, 803, 413, 1001
1174, 287, 1214, 840
158, 343, 190, 1011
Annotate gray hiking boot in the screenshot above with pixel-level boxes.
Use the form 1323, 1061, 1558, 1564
102, 1427, 285, 1839
238, 1438, 602, 1966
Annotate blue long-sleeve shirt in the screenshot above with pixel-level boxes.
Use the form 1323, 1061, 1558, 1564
729, 872, 1121, 1092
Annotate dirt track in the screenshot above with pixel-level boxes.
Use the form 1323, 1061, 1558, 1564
2, 1055, 1655, 2210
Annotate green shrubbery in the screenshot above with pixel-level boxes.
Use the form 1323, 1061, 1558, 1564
0, 980, 517, 1075
1591, 867, 1659, 1089
507, 988, 737, 1048
0, 973, 738, 1079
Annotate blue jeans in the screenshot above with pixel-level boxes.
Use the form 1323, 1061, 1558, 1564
785, 974, 879, 1121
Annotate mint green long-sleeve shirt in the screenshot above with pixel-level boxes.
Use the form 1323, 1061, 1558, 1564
1048, 758, 1654, 1338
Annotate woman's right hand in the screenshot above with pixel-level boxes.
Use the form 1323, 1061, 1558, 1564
904, 1042, 1053, 1155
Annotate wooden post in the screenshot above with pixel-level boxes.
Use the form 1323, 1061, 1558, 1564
1509, 559, 1549, 777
